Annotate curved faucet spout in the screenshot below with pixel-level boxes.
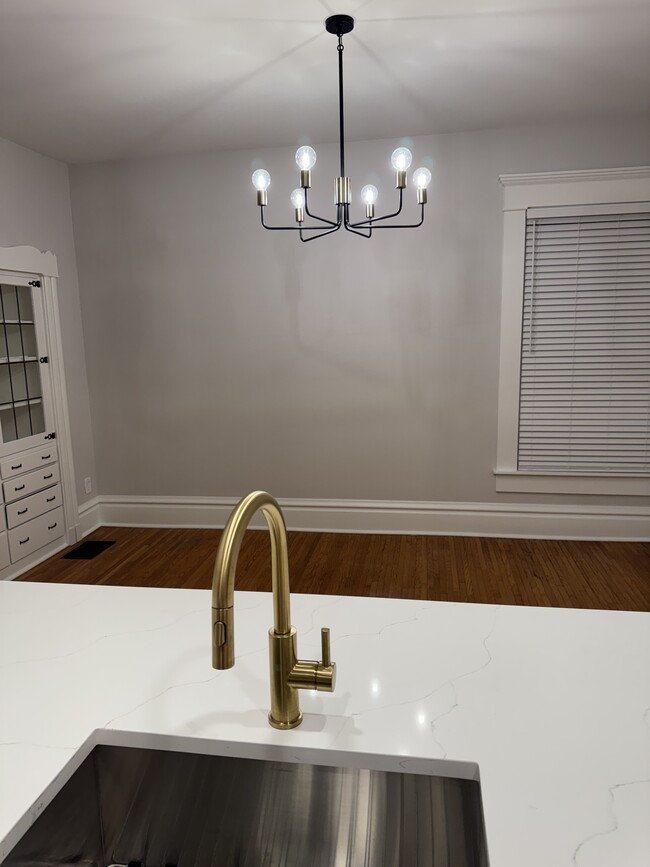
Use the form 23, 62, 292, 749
212, 491, 291, 669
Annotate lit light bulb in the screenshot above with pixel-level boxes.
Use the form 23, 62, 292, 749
390, 147, 412, 171
413, 167, 431, 189
295, 146, 317, 171
360, 184, 378, 205
251, 169, 271, 191
290, 188, 305, 209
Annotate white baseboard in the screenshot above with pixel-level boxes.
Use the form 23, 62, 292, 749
78, 496, 101, 538
95, 495, 650, 541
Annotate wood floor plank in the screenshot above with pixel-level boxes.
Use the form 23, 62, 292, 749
16, 526, 650, 612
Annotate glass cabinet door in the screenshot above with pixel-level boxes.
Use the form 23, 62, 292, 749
0, 278, 54, 453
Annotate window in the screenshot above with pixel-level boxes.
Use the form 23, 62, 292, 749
495, 168, 650, 495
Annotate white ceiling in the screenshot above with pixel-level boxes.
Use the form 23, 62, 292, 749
0, 0, 648, 164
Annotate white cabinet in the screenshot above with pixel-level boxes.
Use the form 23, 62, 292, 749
0, 247, 77, 577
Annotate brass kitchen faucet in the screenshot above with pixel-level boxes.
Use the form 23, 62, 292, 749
212, 491, 336, 729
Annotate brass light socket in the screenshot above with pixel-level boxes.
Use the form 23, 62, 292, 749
335, 176, 351, 204
300, 169, 312, 189
395, 170, 407, 189
295, 207, 305, 223
256, 190, 268, 207
417, 187, 428, 205
366, 203, 375, 220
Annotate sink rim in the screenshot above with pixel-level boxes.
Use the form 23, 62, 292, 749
2, 726, 483, 862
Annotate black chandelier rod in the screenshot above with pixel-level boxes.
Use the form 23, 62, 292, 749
337, 32, 345, 179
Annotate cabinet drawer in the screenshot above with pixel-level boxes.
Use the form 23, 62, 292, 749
1, 445, 58, 480
9, 507, 64, 562
0, 533, 9, 570
3, 464, 60, 503
6, 483, 62, 529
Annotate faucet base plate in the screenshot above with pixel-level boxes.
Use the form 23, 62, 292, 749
268, 711, 303, 730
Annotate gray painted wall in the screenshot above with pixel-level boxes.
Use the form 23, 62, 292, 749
0, 136, 96, 508
69, 118, 650, 505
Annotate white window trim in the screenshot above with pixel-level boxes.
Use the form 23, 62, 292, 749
495, 167, 650, 496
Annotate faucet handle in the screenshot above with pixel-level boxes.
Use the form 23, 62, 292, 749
321, 627, 331, 667
288, 626, 337, 693
315, 626, 336, 692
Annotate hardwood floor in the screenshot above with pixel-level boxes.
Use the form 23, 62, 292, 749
18, 526, 650, 611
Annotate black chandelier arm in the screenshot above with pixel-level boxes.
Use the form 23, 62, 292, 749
344, 223, 372, 238
343, 206, 372, 238
299, 223, 342, 243
260, 209, 302, 231
260, 208, 340, 232
358, 204, 426, 230
303, 189, 340, 227
347, 188, 405, 228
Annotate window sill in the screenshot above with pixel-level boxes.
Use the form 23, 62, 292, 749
494, 471, 650, 496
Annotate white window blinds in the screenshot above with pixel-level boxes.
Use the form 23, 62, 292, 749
518, 204, 650, 474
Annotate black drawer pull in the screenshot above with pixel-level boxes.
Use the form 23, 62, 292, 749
47, 522, 57, 530
14, 484, 25, 491
41, 454, 51, 460
11, 463, 22, 470
43, 473, 53, 480
17, 508, 28, 515
46, 496, 55, 503
19, 537, 30, 545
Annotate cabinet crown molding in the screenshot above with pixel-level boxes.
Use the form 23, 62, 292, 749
0, 247, 59, 278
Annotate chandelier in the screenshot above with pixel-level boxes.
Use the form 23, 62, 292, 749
251, 14, 431, 242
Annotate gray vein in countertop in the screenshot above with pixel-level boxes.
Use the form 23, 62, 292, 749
0, 599, 266, 668
101, 638, 270, 729
333, 604, 440, 645
428, 607, 499, 757
572, 778, 650, 865
346, 606, 499, 722
375, 604, 442, 637
330, 715, 355, 747
0, 607, 202, 666
297, 596, 346, 640
102, 669, 227, 729
428, 685, 458, 759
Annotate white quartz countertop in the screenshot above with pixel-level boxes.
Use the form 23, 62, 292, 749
0, 580, 649, 866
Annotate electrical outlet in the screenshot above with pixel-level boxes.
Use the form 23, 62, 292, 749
84, 477, 92, 494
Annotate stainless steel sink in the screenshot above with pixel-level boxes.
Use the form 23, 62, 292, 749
3, 745, 489, 866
